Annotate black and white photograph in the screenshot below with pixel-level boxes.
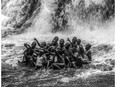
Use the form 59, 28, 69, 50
1, 0, 115, 87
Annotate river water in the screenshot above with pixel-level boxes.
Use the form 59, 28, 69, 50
1, 35, 115, 87
1, 0, 115, 86
2, 65, 114, 87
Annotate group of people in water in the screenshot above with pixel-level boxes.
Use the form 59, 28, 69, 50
20, 36, 92, 70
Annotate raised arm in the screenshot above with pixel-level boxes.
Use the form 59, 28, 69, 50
55, 50, 65, 62
67, 38, 73, 47
34, 38, 41, 47
24, 43, 30, 48
42, 48, 55, 55
87, 51, 92, 61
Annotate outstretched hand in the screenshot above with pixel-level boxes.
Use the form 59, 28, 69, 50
34, 38, 37, 41
24, 43, 27, 47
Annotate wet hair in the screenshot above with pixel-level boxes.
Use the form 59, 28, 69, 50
52, 40, 56, 45
41, 42, 46, 48
72, 37, 77, 44
85, 43, 91, 51
65, 42, 70, 49
31, 41, 36, 48
53, 36, 59, 42
59, 39, 65, 45
24, 43, 27, 48
77, 39, 81, 45
72, 37, 77, 42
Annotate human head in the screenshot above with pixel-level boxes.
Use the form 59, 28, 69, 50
53, 36, 59, 42
72, 37, 77, 44
52, 40, 56, 46
41, 42, 46, 48
65, 42, 70, 49
85, 43, 91, 51
46, 42, 51, 48
77, 39, 81, 45
31, 41, 36, 48
59, 39, 65, 46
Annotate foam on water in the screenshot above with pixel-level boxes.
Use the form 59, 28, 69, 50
1, 0, 115, 86
58, 68, 114, 83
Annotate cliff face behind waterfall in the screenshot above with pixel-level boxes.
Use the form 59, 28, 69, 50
1, 0, 41, 36
1, 0, 115, 37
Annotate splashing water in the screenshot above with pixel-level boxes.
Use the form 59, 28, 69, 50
1, 0, 115, 87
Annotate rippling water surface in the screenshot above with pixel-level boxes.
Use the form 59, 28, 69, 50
2, 67, 114, 87
1, 35, 115, 87
1, 0, 115, 86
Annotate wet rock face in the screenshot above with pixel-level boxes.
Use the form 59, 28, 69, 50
51, 0, 115, 32
69, 0, 114, 23
51, 0, 71, 32
101, 0, 115, 21
2, 0, 41, 29
1, 0, 115, 35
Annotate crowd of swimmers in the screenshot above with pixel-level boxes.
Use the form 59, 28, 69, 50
19, 36, 92, 70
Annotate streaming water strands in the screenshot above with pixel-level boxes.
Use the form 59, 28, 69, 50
1, 0, 115, 87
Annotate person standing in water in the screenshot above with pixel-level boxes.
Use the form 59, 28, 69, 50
76, 39, 85, 59
22, 41, 38, 67
84, 43, 92, 61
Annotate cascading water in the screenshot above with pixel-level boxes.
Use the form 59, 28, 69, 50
1, 0, 115, 87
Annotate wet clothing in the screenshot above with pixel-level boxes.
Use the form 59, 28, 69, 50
71, 43, 77, 48
22, 38, 92, 70
50, 42, 58, 47
63, 49, 75, 67
36, 56, 43, 66
56, 46, 65, 63
23, 46, 40, 66
77, 44, 84, 58
56, 46, 65, 55
23, 47, 34, 65
24, 47, 34, 56
84, 49, 92, 61
70, 47, 78, 54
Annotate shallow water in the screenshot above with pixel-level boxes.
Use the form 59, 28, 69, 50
1, 0, 115, 86
2, 67, 114, 87
1, 37, 115, 87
